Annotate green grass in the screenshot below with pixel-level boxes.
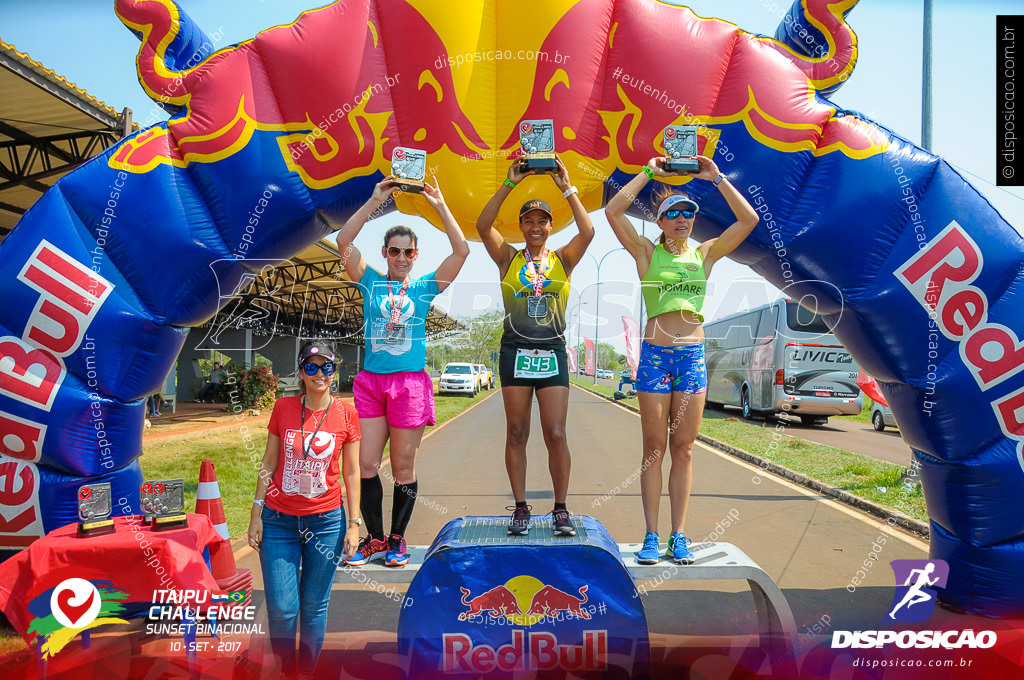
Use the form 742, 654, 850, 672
139, 390, 494, 541
571, 380, 927, 522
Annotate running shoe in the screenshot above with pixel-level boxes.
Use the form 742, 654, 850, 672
385, 534, 409, 567
506, 505, 532, 536
552, 507, 576, 536
667, 532, 694, 564
344, 535, 387, 566
636, 532, 660, 565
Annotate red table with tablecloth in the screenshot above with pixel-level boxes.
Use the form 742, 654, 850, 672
0, 513, 224, 639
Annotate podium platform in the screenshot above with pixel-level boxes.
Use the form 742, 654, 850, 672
343, 516, 797, 676
397, 515, 649, 677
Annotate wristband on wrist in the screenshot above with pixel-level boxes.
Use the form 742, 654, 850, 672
562, 185, 578, 199
252, 498, 265, 508
642, 166, 655, 179
713, 173, 726, 186
503, 178, 517, 189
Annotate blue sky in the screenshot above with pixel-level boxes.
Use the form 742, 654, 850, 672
1, 0, 1021, 352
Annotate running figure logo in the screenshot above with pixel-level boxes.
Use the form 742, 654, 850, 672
886, 559, 949, 623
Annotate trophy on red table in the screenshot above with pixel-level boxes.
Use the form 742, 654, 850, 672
518, 119, 557, 173
390, 146, 427, 193
77, 482, 115, 537
145, 478, 188, 531
664, 125, 700, 174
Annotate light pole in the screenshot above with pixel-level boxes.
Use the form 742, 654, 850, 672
569, 299, 589, 376
587, 248, 628, 384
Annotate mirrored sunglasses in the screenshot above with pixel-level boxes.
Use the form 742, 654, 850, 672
387, 246, 417, 258
301, 362, 336, 376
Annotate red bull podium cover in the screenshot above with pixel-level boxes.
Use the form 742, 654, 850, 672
397, 515, 648, 677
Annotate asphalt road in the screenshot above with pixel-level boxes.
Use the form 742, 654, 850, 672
712, 403, 916, 468
237, 387, 935, 639
218, 387, 1020, 678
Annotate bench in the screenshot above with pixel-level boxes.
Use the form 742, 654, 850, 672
160, 392, 177, 414
279, 376, 302, 397
333, 539, 796, 660
619, 540, 796, 659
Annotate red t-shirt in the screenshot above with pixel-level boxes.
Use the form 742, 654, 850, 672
266, 395, 361, 515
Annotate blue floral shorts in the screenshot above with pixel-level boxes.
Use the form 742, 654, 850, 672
636, 341, 708, 394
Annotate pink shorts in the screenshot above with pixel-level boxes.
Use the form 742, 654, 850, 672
353, 370, 436, 428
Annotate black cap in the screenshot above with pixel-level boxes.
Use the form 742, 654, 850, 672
297, 341, 336, 365
519, 199, 553, 220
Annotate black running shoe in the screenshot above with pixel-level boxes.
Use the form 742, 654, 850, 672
506, 505, 531, 535
552, 507, 576, 536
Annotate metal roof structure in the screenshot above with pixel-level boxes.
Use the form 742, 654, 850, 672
203, 237, 464, 345
0, 39, 135, 236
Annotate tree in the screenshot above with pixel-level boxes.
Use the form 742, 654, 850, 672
429, 310, 504, 369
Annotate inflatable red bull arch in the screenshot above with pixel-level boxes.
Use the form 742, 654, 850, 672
0, 0, 1022, 618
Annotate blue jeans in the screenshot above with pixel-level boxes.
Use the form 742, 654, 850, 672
259, 505, 344, 676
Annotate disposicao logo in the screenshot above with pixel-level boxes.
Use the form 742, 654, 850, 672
27, 576, 129, 658
832, 559, 997, 650
887, 559, 948, 623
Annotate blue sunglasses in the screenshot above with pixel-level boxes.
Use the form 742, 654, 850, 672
663, 209, 695, 220
301, 362, 336, 376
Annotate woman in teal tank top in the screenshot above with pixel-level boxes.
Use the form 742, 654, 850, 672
605, 154, 759, 565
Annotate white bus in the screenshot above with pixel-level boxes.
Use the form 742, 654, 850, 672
703, 299, 862, 425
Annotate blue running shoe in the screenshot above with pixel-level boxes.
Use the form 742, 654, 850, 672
668, 532, 694, 564
636, 532, 660, 565
386, 534, 409, 567
345, 535, 387, 566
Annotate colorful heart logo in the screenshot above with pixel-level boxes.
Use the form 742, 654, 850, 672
50, 579, 101, 629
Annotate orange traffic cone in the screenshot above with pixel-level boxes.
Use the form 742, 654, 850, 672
196, 460, 229, 539
196, 460, 238, 580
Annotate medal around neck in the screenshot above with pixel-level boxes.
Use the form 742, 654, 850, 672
390, 146, 427, 193
77, 482, 115, 537
664, 125, 700, 173
519, 119, 557, 173
142, 478, 188, 531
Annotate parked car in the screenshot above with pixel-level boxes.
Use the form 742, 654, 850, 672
871, 402, 898, 431
596, 369, 614, 379
474, 363, 494, 389
439, 362, 478, 396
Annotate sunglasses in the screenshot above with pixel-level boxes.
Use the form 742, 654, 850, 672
386, 246, 417, 258
662, 209, 695, 220
301, 362, 336, 376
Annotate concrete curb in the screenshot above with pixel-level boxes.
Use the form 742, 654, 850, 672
571, 383, 930, 540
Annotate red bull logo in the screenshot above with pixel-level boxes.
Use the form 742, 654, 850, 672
108, 0, 891, 243
458, 585, 522, 621
457, 575, 597, 625
443, 629, 607, 673
448, 576, 608, 671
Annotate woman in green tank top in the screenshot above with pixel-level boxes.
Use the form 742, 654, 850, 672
605, 154, 758, 565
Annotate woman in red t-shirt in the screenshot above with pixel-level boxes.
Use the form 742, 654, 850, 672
246, 341, 361, 679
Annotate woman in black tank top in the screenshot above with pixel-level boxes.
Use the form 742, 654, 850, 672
476, 156, 594, 537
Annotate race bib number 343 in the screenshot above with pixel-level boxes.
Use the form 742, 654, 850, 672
514, 349, 558, 379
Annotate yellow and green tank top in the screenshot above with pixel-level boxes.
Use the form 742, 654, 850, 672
500, 249, 570, 347
641, 244, 706, 321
